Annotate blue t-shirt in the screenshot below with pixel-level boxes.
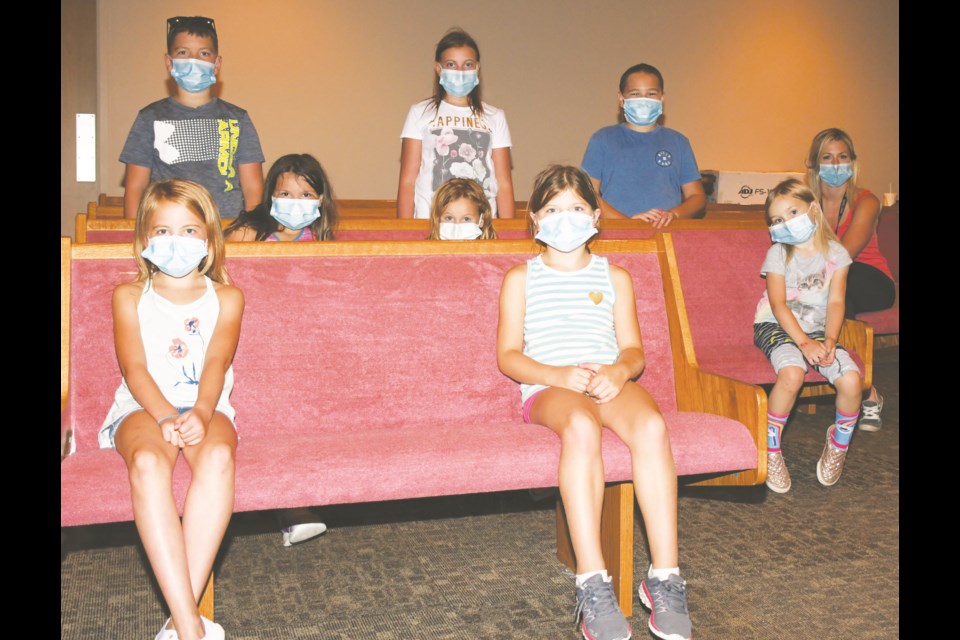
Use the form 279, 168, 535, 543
581, 125, 700, 217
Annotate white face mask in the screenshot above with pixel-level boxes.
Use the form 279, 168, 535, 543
142, 236, 208, 278
270, 198, 322, 230
769, 207, 817, 245
170, 58, 217, 92
534, 211, 598, 252
622, 97, 662, 126
439, 69, 479, 98
438, 216, 483, 240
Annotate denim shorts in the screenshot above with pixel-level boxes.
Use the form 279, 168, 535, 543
100, 406, 193, 449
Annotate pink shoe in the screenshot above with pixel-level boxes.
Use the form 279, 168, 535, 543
816, 425, 848, 487
765, 451, 791, 493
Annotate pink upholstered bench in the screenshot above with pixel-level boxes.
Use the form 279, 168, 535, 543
61, 237, 763, 617
856, 306, 898, 336
663, 230, 873, 400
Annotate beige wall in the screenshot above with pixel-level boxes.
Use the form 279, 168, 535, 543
61, 0, 99, 237
95, 0, 899, 208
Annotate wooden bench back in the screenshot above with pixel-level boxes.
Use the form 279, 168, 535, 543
87, 195, 763, 221
664, 229, 872, 389
77, 212, 767, 245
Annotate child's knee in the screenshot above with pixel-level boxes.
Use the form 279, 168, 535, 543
626, 412, 668, 449
127, 447, 174, 484
834, 371, 862, 397
195, 439, 236, 475
775, 366, 805, 394
560, 411, 602, 451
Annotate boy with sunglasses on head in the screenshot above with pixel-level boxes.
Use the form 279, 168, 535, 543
120, 16, 265, 220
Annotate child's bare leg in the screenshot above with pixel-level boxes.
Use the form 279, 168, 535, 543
768, 365, 805, 416
115, 412, 201, 638
834, 371, 863, 415
530, 388, 606, 573
180, 413, 237, 607
600, 382, 678, 569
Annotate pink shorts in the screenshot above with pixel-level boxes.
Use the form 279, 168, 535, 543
522, 389, 546, 423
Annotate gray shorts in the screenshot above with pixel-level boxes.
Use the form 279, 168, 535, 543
754, 322, 860, 384
767, 343, 859, 384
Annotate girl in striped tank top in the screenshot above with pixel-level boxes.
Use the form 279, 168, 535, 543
497, 166, 691, 640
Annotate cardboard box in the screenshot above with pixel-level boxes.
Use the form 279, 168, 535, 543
702, 170, 805, 205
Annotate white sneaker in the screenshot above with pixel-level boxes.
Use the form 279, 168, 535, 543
201, 616, 225, 640
154, 619, 177, 640
281, 522, 328, 547
155, 616, 223, 640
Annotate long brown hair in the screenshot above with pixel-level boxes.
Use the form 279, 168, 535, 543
431, 28, 484, 117
224, 153, 339, 241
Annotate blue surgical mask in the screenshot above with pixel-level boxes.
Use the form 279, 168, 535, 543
819, 163, 853, 187
770, 209, 817, 245
439, 218, 483, 241
142, 236, 209, 278
535, 211, 598, 252
271, 198, 322, 230
439, 69, 479, 98
170, 58, 217, 93
622, 98, 662, 127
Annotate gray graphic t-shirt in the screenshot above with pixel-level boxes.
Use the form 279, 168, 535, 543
120, 98, 265, 218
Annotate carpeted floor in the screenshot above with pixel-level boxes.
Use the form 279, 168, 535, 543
61, 350, 899, 639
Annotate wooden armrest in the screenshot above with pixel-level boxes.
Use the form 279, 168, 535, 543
62, 236, 72, 459
658, 232, 766, 485
839, 318, 874, 390
680, 367, 767, 486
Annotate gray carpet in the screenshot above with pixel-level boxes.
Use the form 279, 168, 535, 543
61, 349, 899, 639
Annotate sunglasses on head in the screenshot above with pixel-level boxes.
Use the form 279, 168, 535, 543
167, 16, 217, 34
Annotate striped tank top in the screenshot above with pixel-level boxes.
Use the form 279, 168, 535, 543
521, 254, 619, 402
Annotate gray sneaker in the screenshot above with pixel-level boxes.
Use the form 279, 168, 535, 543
639, 574, 692, 640
575, 574, 632, 640
859, 393, 884, 432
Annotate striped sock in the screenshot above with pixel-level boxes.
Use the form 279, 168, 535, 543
767, 411, 788, 453
831, 410, 859, 449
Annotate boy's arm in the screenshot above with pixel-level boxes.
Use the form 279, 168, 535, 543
123, 165, 152, 220
652, 136, 706, 226
674, 179, 706, 219
589, 178, 630, 219
634, 180, 706, 228
239, 162, 264, 211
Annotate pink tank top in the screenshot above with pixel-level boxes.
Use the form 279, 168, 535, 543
266, 227, 315, 242
836, 190, 893, 280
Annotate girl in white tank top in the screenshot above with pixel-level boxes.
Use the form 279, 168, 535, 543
105, 179, 243, 640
